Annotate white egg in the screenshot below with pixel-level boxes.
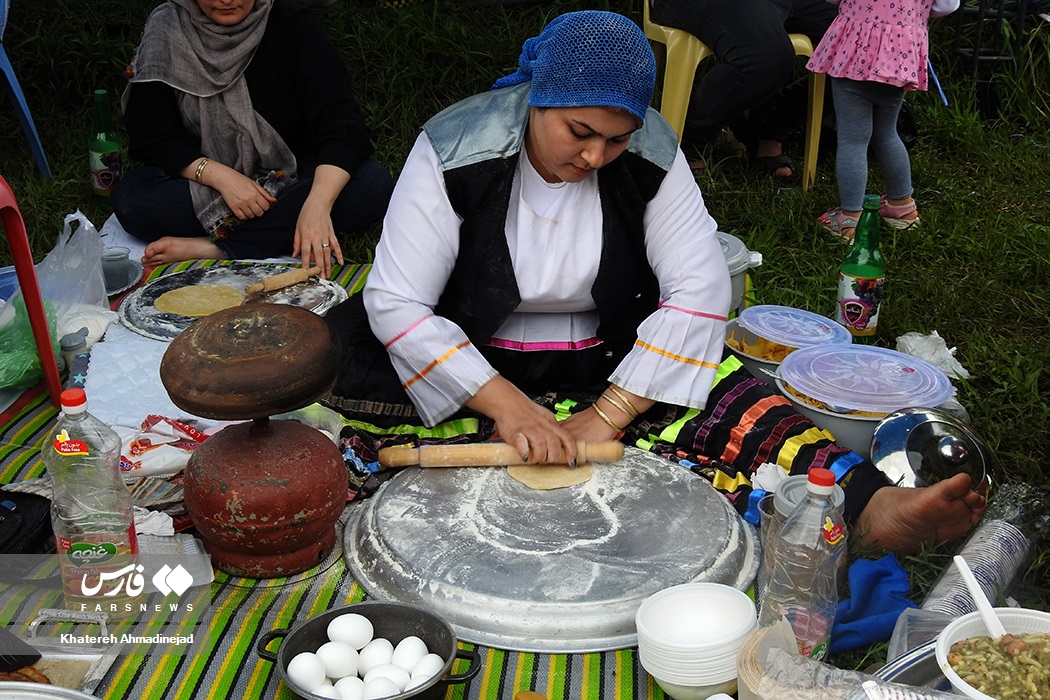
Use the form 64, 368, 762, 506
363, 663, 410, 691
362, 676, 400, 700
286, 651, 327, 692
327, 613, 375, 650
312, 684, 341, 699
409, 653, 446, 682
390, 636, 428, 672
356, 637, 394, 676
334, 675, 365, 700
315, 640, 360, 680
404, 675, 429, 692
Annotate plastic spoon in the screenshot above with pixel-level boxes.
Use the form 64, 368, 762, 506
953, 555, 1007, 638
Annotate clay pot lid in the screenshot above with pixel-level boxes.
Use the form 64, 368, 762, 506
160, 303, 340, 419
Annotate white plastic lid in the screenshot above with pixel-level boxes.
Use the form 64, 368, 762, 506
737, 305, 853, 349
778, 345, 954, 414
716, 232, 762, 275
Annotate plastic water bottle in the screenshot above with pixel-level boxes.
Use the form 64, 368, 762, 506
44, 389, 140, 618
758, 468, 847, 660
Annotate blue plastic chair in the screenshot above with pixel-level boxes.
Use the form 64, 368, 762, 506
0, 0, 52, 178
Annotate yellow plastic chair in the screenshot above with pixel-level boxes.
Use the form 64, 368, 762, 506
642, 0, 825, 191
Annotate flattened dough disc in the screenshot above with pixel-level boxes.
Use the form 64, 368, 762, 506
507, 464, 594, 489
153, 284, 245, 317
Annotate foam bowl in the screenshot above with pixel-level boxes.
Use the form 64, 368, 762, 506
934, 607, 1050, 700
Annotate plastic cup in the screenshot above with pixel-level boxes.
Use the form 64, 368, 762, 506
102, 246, 130, 289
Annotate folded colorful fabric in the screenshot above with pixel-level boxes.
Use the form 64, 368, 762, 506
830, 553, 917, 654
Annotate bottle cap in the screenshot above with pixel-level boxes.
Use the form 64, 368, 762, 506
59, 388, 88, 414
778, 345, 953, 414
806, 467, 836, 495
737, 305, 853, 350
774, 474, 845, 519
808, 468, 836, 487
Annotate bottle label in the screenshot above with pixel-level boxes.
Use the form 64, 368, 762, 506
89, 149, 123, 195
836, 273, 884, 336
56, 527, 141, 602
52, 429, 89, 457
821, 516, 846, 545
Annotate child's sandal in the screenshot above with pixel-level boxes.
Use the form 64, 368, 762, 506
879, 196, 920, 229
819, 208, 858, 241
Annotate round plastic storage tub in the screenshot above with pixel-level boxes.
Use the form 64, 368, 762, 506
725, 305, 852, 386
776, 345, 953, 458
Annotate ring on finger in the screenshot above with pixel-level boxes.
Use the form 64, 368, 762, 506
322, 242, 330, 249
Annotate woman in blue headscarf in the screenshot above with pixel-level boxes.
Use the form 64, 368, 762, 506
325, 11, 985, 553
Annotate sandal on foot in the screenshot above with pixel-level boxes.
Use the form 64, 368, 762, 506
819, 208, 859, 241
879, 195, 920, 229
752, 154, 797, 181
680, 142, 708, 173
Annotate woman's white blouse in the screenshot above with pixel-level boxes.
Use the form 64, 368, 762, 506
364, 131, 732, 426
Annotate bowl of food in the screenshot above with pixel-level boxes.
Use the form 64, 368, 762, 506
725, 305, 852, 386
935, 607, 1050, 700
258, 601, 480, 700
776, 345, 953, 459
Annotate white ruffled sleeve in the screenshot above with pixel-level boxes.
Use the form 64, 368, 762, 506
363, 132, 498, 426
608, 149, 731, 409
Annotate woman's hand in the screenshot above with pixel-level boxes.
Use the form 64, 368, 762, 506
293, 165, 350, 279
466, 376, 579, 465
561, 407, 622, 443
183, 157, 277, 220
213, 167, 277, 219
562, 385, 653, 443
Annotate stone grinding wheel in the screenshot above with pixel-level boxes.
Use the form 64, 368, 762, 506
159, 303, 340, 419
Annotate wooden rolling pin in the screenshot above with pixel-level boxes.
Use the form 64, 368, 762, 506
244, 266, 321, 295
379, 440, 625, 468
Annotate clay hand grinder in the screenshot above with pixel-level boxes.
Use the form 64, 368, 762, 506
160, 303, 346, 578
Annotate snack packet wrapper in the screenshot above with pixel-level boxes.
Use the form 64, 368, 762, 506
115, 415, 208, 479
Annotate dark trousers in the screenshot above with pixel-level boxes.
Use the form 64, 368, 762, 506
651, 0, 837, 148
110, 159, 394, 260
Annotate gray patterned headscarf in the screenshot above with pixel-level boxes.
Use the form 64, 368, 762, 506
124, 0, 296, 233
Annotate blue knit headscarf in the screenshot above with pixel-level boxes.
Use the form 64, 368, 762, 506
491, 11, 656, 123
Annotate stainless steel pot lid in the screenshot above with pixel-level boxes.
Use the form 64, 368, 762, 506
343, 448, 759, 654
870, 407, 994, 489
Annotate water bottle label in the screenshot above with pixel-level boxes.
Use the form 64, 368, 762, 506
836, 273, 884, 335
822, 516, 845, 545
52, 429, 89, 456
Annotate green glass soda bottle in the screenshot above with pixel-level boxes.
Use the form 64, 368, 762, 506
88, 89, 123, 198
835, 195, 885, 338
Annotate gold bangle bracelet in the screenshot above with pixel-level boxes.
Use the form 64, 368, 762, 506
600, 393, 637, 421
608, 386, 641, 417
592, 404, 624, 432
194, 157, 210, 184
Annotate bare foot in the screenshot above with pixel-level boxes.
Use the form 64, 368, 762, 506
142, 237, 226, 266
854, 473, 987, 553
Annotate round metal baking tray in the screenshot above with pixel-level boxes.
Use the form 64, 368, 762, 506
344, 447, 759, 653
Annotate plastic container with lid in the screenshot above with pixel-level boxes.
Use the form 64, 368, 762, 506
716, 232, 762, 315
725, 305, 852, 386
775, 345, 954, 458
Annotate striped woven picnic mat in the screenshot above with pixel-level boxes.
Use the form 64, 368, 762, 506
0, 261, 665, 700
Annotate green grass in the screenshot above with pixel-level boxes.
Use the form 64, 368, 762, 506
1, 0, 1048, 674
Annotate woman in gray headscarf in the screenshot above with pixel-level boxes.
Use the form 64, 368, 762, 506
111, 0, 393, 278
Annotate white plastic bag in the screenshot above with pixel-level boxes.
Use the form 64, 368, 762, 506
2, 211, 110, 339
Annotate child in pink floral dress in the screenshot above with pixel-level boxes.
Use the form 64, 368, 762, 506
807, 0, 959, 240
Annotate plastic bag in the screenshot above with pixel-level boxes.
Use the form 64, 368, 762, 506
5, 211, 109, 339
0, 296, 59, 389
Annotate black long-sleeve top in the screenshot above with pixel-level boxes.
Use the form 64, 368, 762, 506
123, 0, 374, 178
